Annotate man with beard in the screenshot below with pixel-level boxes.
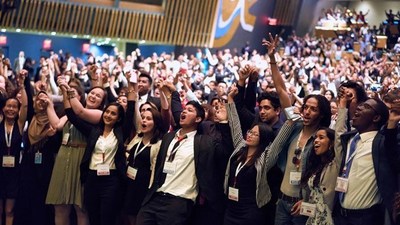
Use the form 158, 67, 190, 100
137, 72, 161, 110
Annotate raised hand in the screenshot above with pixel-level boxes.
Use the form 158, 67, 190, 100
262, 33, 279, 57
238, 65, 251, 82
227, 83, 239, 103
215, 101, 228, 122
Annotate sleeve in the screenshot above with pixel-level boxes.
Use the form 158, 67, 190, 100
264, 120, 295, 171
170, 91, 182, 130
244, 80, 257, 113
334, 108, 348, 168
65, 108, 93, 137
227, 102, 245, 149
123, 100, 135, 141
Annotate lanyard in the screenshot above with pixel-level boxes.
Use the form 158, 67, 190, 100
167, 135, 187, 162
233, 159, 250, 187
132, 141, 150, 166
4, 123, 13, 155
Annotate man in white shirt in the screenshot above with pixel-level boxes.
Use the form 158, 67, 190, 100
334, 98, 399, 225
136, 101, 232, 225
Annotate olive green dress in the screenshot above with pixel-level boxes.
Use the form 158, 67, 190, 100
46, 122, 87, 208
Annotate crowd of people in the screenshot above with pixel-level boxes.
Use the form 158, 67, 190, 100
0, 29, 398, 225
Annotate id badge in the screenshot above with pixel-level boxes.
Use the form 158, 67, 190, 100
335, 177, 349, 193
127, 166, 138, 180
62, 133, 70, 145
2, 156, 15, 168
97, 164, 110, 176
300, 202, 316, 217
163, 162, 176, 174
290, 171, 302, 185
34, 152, 42, 164
228, 187, 239, 202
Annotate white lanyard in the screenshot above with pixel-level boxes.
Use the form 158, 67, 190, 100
235, 161, 248, 177
4, 123, 13, 148
133, 141, 150, 161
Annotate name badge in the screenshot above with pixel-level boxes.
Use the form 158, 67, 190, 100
300, 202, 316, 217
127, 166, 138, 180
228, 187, 239, 202
62, 133, 70, 145
97, 164, 110, 176
2, 156, 15, 168
163, 162, 176, 174
34, 152, 42, 164
290, 171, 302, 185
335, 177, 349, 193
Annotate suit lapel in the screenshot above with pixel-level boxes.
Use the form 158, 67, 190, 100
154, 132, 176, 186
194, 135, 201, 170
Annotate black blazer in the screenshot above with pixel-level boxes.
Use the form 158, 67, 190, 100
65, 101, 134, 183
336, 127, 399, 224
142, 124, 233, 213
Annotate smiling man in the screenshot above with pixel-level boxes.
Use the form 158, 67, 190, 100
274, 94, 331, 225
136, 101, 233, 225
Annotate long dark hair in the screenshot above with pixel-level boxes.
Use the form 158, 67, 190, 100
301, 127, 335, 188
236, 122, 275, 166
138, 107, 166, 144
302, 94, 332, 127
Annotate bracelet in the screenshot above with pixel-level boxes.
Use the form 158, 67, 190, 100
127, 89, 135, 93
67, 89, 75, 99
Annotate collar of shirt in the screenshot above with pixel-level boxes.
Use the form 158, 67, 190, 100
176, 129, 197, 140
139, 93, 149, 103
359, 130, 378, 143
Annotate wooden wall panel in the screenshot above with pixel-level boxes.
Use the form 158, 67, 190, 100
0, 0, 219, 47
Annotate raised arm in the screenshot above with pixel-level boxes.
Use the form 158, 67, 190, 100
262, 33, 291, 109
227, 84, 245, 149
334, 88, 351, 167
17, 70, 28, 134
69, 87, 102, 124
46, 88, 68, 131
264, 119, 295, 170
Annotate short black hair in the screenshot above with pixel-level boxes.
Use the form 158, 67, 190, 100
257, 91, 281, 109
370, 98, 389, 128
139, 72, 153, 85
186, 100, 205, 122
340, 80, 368, 103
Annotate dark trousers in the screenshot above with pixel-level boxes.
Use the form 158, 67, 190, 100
190, 201, 224, 225
84, 170, 122, 225
334, 204, 385, 225
137, 193, 193, 225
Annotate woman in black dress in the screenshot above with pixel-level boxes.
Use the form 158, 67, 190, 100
0, 71, 28, 225
123, 106, 166, 225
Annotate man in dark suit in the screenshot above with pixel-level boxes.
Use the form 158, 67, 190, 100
138, 72, 161, 110
136, 100, 232, 225
334, 98, 400, 225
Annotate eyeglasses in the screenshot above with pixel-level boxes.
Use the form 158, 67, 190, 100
358, 102, 378, 114
292, 148, 302, 167
246, 130, 259, 137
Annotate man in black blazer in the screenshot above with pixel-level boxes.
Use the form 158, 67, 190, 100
138, 72, 161, 110
136, 100, 232, 225
334, 98, 400, 225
